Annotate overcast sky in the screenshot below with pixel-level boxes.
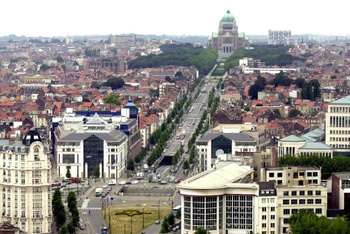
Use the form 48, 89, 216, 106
2, 0, 349, 38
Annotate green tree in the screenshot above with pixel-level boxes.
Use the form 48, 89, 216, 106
168, 213, 175, 226
59, 224, 68, 234
289, 209, 350, 234
293, 77, 306, 88
66, 167, 71, 179
92, 165, 100, 179
288, 108, 302, 118
127, 158, 135, 171
103, 94, 121, 105
195, 227, 209, 234
182, 160, 190, 170
67, 221, 75, 234
102, 77, 125, 89
160, 217, 170, 233
56, 56, 64, 63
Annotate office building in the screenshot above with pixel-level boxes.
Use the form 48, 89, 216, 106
325, 95, 350, 155
195, 132, 256, 172
177, 162, 258, 234
0, 129, 52, 234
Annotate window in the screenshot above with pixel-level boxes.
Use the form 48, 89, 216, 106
270, 198, 275, 203
262, 223, 266, 228
299, 191, 305, 196
299, 199, 305, 204
283, 209, 290, 215
269, 172, 274, 177
308, 191, 313, 196
283, 191, 289, 196
283, 219, 289, 224
307, 199, 314, 204
271, 207, 275, 212
316, 190, 321, 196
262, 207, 266, 212
271, 215, 275, 220
292, 209, 298, 214
270, 223, 275, 228
262, 198, 266, 203
316, 208, 322, 214
283, 199, 289, 205
313, 172, 318, 177
277, 173, 282, 177
262, 215, 266, 220
291, 199, 297, 204
307, 172, 312, 176
291, 191, 297, 196
315, 199, 322, 204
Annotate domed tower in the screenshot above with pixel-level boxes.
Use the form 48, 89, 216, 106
218, 10, 239, 59
22, 128, 42, 146
124, 98, 138, 119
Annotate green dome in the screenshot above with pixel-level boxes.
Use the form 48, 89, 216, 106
220, 10, 235, 22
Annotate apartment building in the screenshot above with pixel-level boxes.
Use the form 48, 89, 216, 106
257, 182, 278, 234
325, 95, 350, 155
261, 166, 327, 234
0, 129, 52, 234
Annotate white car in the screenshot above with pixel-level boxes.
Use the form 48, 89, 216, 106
118, 181, 126, 185
131, 180, 139, 184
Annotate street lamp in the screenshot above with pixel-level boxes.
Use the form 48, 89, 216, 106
158, 200, 160, 221
143, 208, 145, 229
130, 215, 133, 234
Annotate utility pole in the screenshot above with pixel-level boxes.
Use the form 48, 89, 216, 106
158, 200, 160, 221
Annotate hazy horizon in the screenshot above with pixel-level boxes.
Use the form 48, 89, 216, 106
3, 0, 350, 38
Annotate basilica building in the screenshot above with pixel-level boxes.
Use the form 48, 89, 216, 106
209, 10, 250, 60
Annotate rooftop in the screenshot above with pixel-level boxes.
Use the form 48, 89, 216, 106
330, 95, 350, 105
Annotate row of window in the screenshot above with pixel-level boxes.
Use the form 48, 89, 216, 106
283, 190, 322, 196
283, 208, 322, 215
329, 130, 350, 135
283, 198, 323, 205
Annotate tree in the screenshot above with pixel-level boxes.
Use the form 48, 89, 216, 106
182, 160, 190, 170
288, 108, 302, 118
67, 221, 75, 234
92, 165, 100, 179
90, 81, 100, 89
127, 158, 135, 171
293, 77, 306, 88
195, 227, 209, 234
66, 167, 71, 179
59, 225, 68, 234
103, 94, 121, 105
289, 209, 350, 234
160, 217, 170, 233
248, 76, 266, 99
102, 77, 125, 89
168, 213, 175, 226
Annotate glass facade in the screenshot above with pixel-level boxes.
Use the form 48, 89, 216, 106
211, 135, 232, 158
83, 135, 104, 176
226, 195, 253, 230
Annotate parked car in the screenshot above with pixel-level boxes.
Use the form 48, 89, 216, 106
131, 180, 139, 184
101, 192, 107, 198
118, 181, 126, 185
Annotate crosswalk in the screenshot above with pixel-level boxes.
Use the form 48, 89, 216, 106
79, 199, 101, 210
79, 207, 101, 210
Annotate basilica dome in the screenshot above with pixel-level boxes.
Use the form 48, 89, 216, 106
220, 10, 235, 22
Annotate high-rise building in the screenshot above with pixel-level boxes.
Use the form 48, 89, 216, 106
208, 10, 250, 59
0, 129, 52, 233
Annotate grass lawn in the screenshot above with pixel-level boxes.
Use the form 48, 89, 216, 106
102, 203, 172, 234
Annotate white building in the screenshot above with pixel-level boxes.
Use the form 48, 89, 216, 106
177, 162, 259, 234
0, 129, 52, 233
55, 112, 128, 179
325, 95, 350, 155
195, 132, 256, 172
261, 166, 327, 234
278, 134, 333, 158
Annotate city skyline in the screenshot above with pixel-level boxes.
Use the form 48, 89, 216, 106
2, 0, 350, 38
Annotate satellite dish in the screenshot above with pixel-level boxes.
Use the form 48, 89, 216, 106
215, 149, 224, 156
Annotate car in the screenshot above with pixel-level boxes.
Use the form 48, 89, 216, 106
155, 220, 160, 225
107, 186, 112, 191
177, 178, 185, 183
159, 181, 167, 185
79, 222, 85, 230
101, 227, 108, 234
101, 192, 107, 198
187, 124, 190, 127
131, 180, 139, 184
118, 181, 126, 185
